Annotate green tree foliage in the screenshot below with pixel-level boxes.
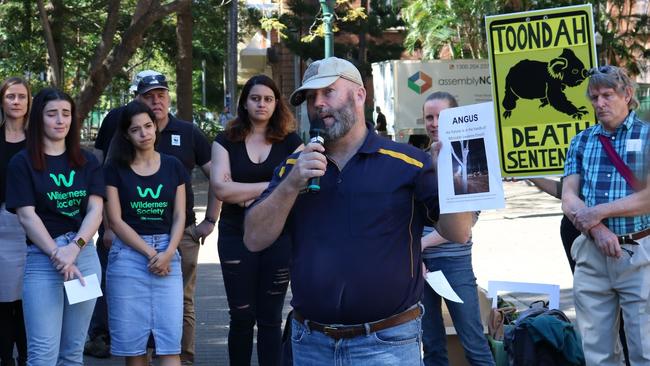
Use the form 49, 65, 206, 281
593, 0, 650, 75
401, 0, 584, 59
0, 0, 242, 127
260, 0, 405, 77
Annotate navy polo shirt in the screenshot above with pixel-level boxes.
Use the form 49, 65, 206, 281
156, 115, 212, 227
258, 128, 440, 324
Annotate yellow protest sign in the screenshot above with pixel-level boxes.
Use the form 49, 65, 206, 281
486, 5, 597, 177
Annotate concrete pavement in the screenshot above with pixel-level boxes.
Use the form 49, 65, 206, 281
85, 178, 574, 365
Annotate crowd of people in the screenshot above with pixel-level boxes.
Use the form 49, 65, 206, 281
0, 56, 649, 366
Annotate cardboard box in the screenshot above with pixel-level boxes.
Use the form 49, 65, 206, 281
440, 287, 492, 366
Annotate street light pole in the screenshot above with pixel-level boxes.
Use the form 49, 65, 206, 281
227, 0, 238, 114
319, 0, 333, 58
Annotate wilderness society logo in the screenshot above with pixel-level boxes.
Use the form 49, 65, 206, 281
47, 170, 85, 217
131, 184, 167, 220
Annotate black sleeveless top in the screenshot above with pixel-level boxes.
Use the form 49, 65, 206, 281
215, 131, 302, 223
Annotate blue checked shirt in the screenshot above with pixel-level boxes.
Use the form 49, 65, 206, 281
564, 111, 650, 235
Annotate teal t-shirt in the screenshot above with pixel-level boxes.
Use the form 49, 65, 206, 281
104, 154, 188, 235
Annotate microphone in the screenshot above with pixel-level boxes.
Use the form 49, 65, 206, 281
307, 118, 326, 193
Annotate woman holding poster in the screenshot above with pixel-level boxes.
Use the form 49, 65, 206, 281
420, 91, 494, 366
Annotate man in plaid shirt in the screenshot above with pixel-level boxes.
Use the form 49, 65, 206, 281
562, 65, 650, 365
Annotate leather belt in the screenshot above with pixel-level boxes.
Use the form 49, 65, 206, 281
617, 227, 650, 245
293, 306, 422, 340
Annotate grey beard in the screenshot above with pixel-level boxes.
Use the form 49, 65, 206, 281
320, 104, 356, 142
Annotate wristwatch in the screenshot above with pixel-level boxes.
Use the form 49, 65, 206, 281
72, 237, 86, 249
205, 217, 216, 225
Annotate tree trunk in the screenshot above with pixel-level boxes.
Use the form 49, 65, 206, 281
75, 0, 184, 124
36, 0, 61, 86
175, 0, 193, 122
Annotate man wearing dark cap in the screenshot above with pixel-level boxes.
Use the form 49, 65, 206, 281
244, 57, 474, 364
132, 71, 220, 365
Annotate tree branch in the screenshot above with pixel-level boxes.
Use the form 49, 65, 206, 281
76, 0, 184, 123
88, 0, 121, 76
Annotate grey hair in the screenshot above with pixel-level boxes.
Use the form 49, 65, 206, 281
587, 65, 639, 110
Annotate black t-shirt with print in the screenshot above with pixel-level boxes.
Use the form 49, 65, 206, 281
6, 149, 105, 245
104, 154, 188, 235
99, 113, 211, 227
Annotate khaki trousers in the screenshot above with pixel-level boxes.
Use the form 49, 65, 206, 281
178, 226, 201, 362
572, 234, 650, 365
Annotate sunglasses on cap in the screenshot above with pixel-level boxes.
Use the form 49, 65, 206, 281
139, 74, 167, 85
588, 65, 618, 76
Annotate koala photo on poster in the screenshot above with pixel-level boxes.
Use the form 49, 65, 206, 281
450, 138, 490, 195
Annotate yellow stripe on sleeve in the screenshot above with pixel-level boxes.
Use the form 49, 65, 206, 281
378, 149, 424, 168
278, 158, 297, 177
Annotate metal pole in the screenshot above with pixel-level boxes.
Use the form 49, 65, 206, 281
227, 0, 238, 113
319, 0, 333, 58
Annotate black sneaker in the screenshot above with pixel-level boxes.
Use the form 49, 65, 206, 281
84, 334, 111, 358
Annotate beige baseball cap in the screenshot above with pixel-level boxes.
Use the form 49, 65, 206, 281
289, 57, 363, 106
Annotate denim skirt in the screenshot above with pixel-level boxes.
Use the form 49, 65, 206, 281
106, 234, 183, 356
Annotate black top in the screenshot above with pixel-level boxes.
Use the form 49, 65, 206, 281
97, 112, 211, 227
0, 127, 26, 205
215, 131, 302, 222
376, 112, 387, 132
94, 106, 124, 163
6, 149, 105, 245
104, 154, 188, 235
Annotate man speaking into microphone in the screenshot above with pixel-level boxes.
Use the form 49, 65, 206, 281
244, 57, 474, 365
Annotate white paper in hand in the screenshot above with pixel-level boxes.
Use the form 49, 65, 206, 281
425, 271, 464, 303
64, 273, 103, 305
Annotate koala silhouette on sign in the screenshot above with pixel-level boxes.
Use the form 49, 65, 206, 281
502, 48, 589, 120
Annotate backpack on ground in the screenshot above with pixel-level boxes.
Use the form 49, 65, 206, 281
504, 302, 585, 366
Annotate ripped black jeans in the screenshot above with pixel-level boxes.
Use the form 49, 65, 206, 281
218, 218, 291, 366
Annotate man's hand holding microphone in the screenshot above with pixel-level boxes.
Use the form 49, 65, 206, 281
285, 118, 328, 192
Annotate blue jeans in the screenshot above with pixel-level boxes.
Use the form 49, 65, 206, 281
422, 255, 494, 366
291, 307, 423, 366
23, 232, 100, 366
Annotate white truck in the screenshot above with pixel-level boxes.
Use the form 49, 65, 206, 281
372, 59, 493, 147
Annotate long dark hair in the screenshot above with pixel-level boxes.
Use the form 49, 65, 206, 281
27, 88, 85, 171
0, 77, 32, 128
110, 100, 159, 167
226, 74, 295, 143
